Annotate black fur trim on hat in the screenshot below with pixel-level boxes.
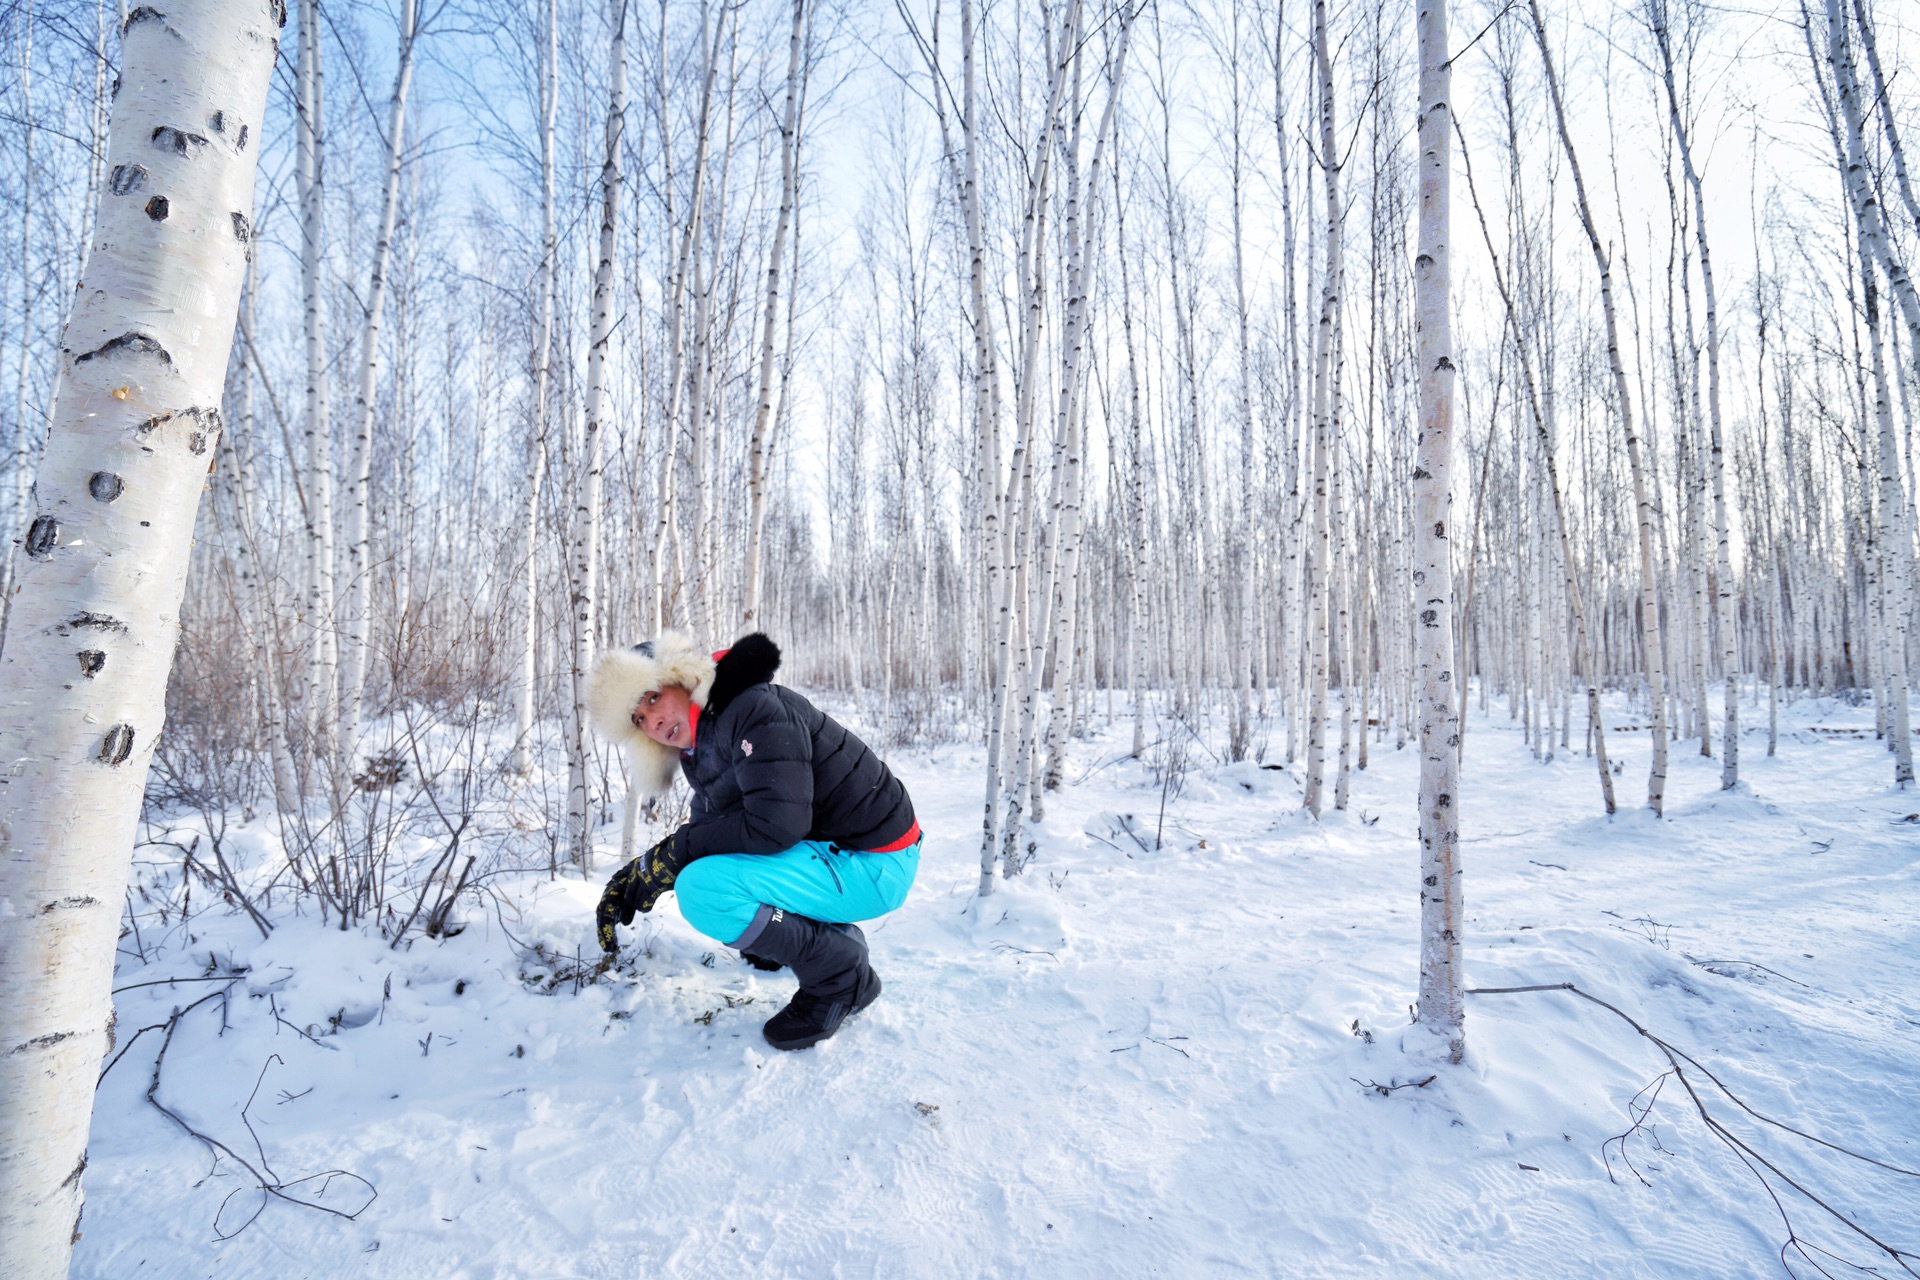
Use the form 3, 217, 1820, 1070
707, 633, 782, 717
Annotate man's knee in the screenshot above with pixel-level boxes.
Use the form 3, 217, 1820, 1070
673, 856, 758, 943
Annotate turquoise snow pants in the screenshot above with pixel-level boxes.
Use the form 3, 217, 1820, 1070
672, 839, 921, 948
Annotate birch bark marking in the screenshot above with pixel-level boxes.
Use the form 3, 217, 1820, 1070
0, 2, 280, 1272
340, 0, 420, 757
1413, 0, 1462, 1061
1530, 0, 1668, 814
569, 0, 629, 868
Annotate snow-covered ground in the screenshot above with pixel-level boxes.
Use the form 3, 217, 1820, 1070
76, 692, 1920, 1278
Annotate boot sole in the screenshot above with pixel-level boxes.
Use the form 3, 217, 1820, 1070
763, 970, 882, 1051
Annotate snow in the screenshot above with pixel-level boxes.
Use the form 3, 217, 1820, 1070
76, 692, 1920, 1278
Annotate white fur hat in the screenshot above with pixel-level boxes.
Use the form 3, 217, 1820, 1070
583, 630, 717, 796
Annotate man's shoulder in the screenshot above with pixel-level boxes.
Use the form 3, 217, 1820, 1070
716, 682, 814, 735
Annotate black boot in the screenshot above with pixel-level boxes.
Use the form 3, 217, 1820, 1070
744, 912, 882, 1050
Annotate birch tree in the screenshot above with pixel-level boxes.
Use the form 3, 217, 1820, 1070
296, 0, 337, 778
0, 1, 279, 1272
1301, 0, 1343, 818
1405, 0, 1459, 1051
341, 0, 422, 757
741, 0, 811, 631
1647, 0, 1737, 789
511, 0, 559, 779
568, 0, 630, 868
1822, 0, 1915, 786
1413, 0, 1462, 1060
1529, 0, 1670, 815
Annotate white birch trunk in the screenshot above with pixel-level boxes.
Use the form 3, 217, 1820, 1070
1114, 145, 1150, 763
0, 2, 277, 1270
1302, 0, 1341, 818
991, 0, 1079, 881
1413, 0, 1463, 1061
1825, 0, 1916, 784
1648, 10, 1737, 784
340, 0, 419, 758
1861, 254, 1915, 784
741, 0, 808, 631
297, 0, 337, 779
569, 0, 628, 870
649, 3, 723, 634
1041, 17, 1133, 797
956, 0, 1012, 890
510, 0, 558, 779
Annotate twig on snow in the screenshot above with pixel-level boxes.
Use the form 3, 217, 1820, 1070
1603, 1069, 1676, 1186
267, 993, 339, 1051
1351, 1074, 1437, 1097
1684, 956, 1812, 989
99, 984, 237, 1087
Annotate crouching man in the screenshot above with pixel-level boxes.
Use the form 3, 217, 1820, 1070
586, 632, 921, 1050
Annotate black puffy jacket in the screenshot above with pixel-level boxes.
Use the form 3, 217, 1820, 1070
671, 635, 918, 862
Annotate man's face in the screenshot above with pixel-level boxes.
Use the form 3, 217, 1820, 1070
633, 684, 695, 748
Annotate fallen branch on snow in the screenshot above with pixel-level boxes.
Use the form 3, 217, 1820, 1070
1469, 982, 1919, 1278
137, 997, 376, 1239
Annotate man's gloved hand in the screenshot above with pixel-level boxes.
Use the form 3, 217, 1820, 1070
595, 833, 687, 954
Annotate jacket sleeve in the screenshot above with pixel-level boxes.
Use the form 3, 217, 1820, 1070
675, 696, 813, 860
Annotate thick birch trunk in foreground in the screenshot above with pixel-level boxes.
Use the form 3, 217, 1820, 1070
1414, 0, 1463, 1061
0, 1, 278, 1272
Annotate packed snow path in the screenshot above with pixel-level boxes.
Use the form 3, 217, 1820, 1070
78, 696, 1919, 1278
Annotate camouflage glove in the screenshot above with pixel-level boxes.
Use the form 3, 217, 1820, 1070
595, 833, 687, 953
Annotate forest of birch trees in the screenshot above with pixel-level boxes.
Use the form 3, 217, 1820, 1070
1, 0, 1914, 919
1, 0, 1918, 1267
